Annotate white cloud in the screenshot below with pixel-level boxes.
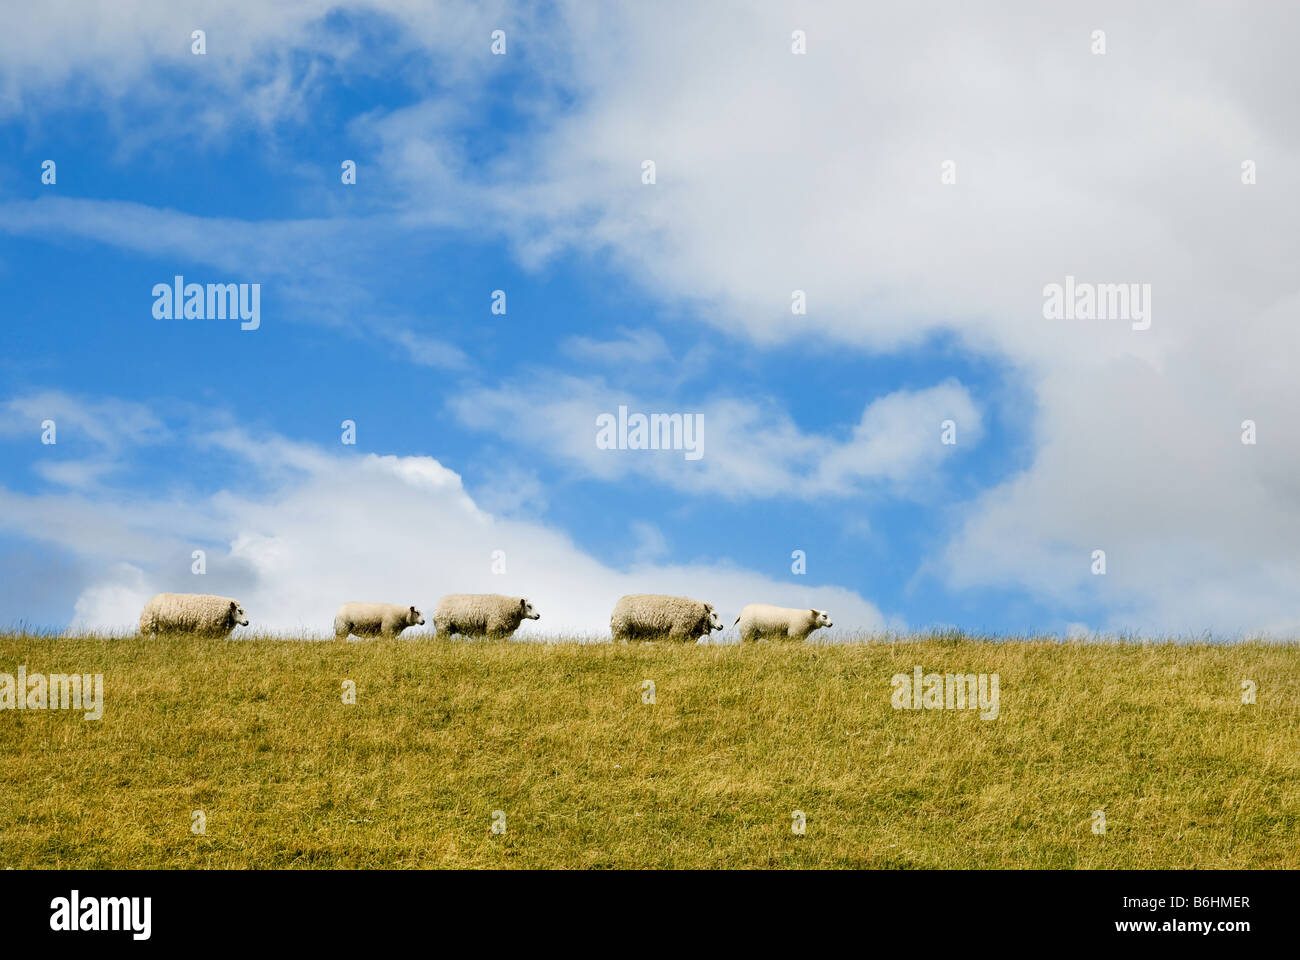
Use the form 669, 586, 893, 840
7, 1, 1300, 633
0, 395, 889, 637
0, 198, 468, 368
416, 2, 1299, 633
451, 373, 980, 500
0, 0, 521, 134
1, 391, 168, 491
629, 521, 669, 565
561, 328, 715, 389
564, 329, 675, 368
1, 390, 166, 450
813, 380, 981, 493
382, 327, 470, 371
71, 562, 151, 633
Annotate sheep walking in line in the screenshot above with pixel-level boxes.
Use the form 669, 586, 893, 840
333, 602, 425, 639
433, 594, 540, 640
610, 594, 724, 643
733, 604, 832, 642
138, 593, 249, 637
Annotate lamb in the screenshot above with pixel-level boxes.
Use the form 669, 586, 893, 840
733, 604, 832, 642
433, 594, 540, 640
138, 593, 249, 637
333, 602, 425, 639
610, 594, 724, 643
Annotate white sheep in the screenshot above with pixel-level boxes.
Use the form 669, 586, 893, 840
433, 594, 540, 640
733, 604, 832, 642
138, 593, 249, 637
333, 602, 425, 639
610, 594, 724, 643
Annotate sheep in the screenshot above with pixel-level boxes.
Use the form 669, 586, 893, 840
733, 604, 832, 642
610, 594, 724, 643
333, 602, 425, 639
433, 594, 540, 640
138, 593, 249, 637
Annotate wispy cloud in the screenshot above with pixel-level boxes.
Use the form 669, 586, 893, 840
451, 372, 980, 499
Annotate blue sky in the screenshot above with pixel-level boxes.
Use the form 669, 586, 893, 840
1, 2, 1296, 637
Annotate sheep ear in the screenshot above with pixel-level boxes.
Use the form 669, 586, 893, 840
520, 598, 526, 608
230, 601, 238, 612
410, 606, 416, 614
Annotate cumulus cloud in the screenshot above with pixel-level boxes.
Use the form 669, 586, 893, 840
0, 394, 889, 637
5, 1, 1300, 633
411, 1, 1298, 633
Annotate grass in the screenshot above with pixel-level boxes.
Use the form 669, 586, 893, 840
1, 632, 1298, 869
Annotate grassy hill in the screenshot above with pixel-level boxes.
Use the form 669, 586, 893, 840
1, 633, 1297, 868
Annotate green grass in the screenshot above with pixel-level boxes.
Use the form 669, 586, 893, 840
1, 633, 1297, 868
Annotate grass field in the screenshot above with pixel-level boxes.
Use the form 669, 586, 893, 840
1, 633, 1297, 869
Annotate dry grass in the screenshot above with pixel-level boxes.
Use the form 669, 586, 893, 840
1, 633, 1297, 868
